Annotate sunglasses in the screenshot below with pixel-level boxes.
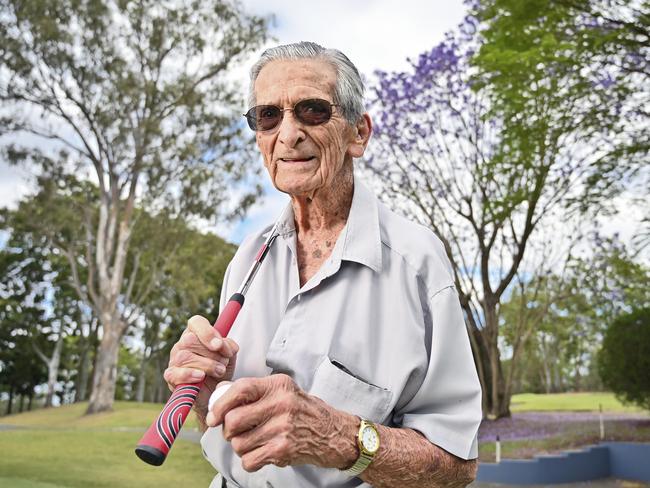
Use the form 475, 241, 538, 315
243, 98, 338, 132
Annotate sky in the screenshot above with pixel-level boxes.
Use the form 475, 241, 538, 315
0, 0, 643, 256
0, 0, 468, 243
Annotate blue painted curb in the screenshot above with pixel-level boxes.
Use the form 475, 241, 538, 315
476, 442, 650, 485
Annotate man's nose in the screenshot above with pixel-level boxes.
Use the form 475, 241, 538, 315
277, 110, 305, 148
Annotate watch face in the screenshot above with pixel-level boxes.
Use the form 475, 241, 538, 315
361, 425, 380, 454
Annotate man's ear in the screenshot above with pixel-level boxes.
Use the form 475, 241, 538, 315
347, 113, 373, 159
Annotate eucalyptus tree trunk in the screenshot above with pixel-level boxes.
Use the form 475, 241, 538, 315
33, 334, 64, 408
6, 388, 13, 415
80, 180, 137, 414
75, 345, 91, 402
86, 310, 129, 413
135, 347, 149, 403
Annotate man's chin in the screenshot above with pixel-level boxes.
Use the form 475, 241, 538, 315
273, 179, 319, 198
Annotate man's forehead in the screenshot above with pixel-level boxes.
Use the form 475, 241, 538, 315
254, 59, 337, 101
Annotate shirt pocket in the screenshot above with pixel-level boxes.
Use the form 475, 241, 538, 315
309, 356, 393, 423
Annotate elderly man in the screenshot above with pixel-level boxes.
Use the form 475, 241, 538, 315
164, 41, 482, 488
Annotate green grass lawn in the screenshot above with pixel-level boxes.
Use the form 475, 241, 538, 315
1, 394, 647, 485
0, 400, 201, 429
0, 402, 214, 487
510, 391, 642, 412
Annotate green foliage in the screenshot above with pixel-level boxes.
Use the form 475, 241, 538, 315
1, 0, 269, 410
598, 307, 650, 411
1, 182, 235, 405
500, 236, 649, 394
472, 0, 649, 218
0, 0, 269, 221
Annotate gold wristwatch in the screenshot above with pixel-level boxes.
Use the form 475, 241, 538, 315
342, 418, 380, 476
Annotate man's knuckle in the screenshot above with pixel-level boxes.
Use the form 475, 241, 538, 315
187, 315, 207, 332
230, 436, 244, 454
224, 409, 241, 429
241, 454, 258, 472
175, 349, 193, 365
274, 394, 293, 414
274, 437, 291, 456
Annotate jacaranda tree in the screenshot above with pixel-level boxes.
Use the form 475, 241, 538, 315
364, 11, 611, 417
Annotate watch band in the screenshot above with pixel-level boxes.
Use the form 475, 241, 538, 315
343, 451, 374, 476
342, 419, 379, 476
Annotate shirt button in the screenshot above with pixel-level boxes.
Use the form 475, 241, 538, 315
297, 295, 301, 302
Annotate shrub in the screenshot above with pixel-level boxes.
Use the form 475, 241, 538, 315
598, 308, 650, 411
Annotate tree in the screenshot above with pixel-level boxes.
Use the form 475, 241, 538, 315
0, 203, 91, 408
128, 212, 235, 403
501, 234, 650, 394
599, 307, 650, 410
472, 0, 649, 238
0, 216, 50, 412
0, 0, 269, 413
365, 14, 603, 416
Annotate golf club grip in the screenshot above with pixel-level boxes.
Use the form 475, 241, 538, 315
134, 293, 245, 466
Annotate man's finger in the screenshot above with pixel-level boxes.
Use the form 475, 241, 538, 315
240, 437, 291, 472
229, 412, 285, 455
209, 377, 268, 425
222, 400, 276, 441
170, 349, 229, 379
187, 315, 238, 358
163, 366, 206, 390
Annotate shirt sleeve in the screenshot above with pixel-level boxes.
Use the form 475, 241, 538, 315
395, 285, 482, 460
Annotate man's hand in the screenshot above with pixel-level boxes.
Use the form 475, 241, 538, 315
163, 315, 239, 421
206, 374, 359, 472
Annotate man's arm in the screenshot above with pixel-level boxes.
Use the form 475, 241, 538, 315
359, 423, 477, 488
207, 374, 477, 487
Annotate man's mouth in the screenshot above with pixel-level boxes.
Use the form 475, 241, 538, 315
279, 157, 315, 163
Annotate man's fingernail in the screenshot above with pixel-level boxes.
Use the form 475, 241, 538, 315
206, 412, 216, 426
215, 363, 226, 376
191, 370, 205, 380
210, 338, 222, 350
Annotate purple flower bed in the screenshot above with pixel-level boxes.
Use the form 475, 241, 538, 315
478, 412, 650, 442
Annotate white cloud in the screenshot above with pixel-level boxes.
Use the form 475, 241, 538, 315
240, 0, 467, 75
0, 162, 34, 210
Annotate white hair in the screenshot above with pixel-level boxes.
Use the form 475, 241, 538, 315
248, 41, 365, 125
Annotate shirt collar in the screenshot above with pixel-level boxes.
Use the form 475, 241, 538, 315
340, 173, 383, 272
262, 172, 383, 273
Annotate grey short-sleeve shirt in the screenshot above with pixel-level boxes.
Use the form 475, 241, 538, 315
200, 174, 482, 488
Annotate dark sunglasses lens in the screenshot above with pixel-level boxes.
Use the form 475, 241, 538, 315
295, 99, 332, 125
246, 105, 281, 131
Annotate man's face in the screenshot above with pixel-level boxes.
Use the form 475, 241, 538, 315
253, 59, 361, 197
